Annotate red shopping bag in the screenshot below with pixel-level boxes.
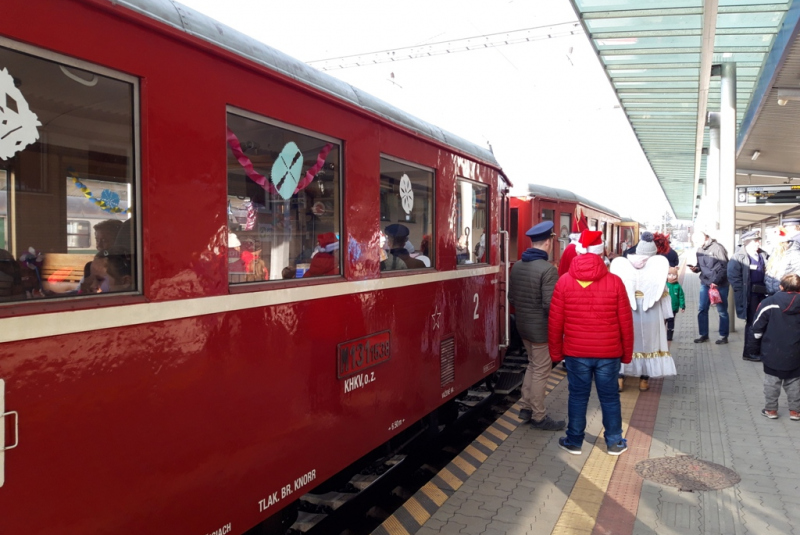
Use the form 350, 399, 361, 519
709, 284, 722, 305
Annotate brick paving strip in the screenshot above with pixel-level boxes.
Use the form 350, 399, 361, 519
550, 377, 641, 534
591, 378, 663, 535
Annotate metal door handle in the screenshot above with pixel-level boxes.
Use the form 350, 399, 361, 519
2, 411, 19, 451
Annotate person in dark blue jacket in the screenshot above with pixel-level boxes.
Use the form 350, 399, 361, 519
753, 274, 800, 420
727, 230, 769, 362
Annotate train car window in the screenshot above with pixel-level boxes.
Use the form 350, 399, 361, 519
0, 41, 137, 302
379, 157, 434, 271
455, 179, 488, 265
226, 111, 340, 283
66, 220, 91, 249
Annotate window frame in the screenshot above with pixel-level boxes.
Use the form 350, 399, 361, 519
378, 153, 436, 274
225, 106, 344, 287
0, 35, 142, 300
455, 176, 489, 268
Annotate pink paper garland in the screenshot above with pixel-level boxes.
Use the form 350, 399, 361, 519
226, 128, 333, 196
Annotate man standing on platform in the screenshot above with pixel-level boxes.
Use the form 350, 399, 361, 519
549, 230, 634, 456
728, 230, 769, 362
689, 229, 730, 344
509, 221, 565, 431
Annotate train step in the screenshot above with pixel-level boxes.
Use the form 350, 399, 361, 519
350, 474, 379, 491
301, 491, 356, 510
458, 389, 492, 408
290, 512, 328, 532
492, 367, 526, 395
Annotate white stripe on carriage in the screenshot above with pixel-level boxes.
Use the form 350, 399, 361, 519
0, 265, 499, 344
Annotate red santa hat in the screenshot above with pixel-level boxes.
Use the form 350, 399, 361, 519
576, 230, 604, 255
572, 207, 589, 233
317, 232, 339, 253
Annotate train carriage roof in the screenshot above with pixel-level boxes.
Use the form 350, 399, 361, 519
525, 183, 621, 219
113, 0, 502, 171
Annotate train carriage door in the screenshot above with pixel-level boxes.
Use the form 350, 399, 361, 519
617, 222, 639, 255
558, 212, 571, 259
499, 185, 511, 353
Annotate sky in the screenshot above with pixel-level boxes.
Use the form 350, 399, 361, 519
177, 0, 675, 224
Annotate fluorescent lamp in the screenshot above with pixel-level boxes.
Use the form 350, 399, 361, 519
751, 150, 761, 161
777, 88, 800, 106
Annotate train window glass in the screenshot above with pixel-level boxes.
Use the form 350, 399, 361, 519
226, 111, 340, 283
379, 157, 434, 271
0, 42, 137, 302
455, 179, 487, 265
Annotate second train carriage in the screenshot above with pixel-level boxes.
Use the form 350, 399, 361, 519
510, 183, 640, 264
0, 1, 512, 533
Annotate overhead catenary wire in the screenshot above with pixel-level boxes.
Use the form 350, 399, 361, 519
306, 21, 583, 71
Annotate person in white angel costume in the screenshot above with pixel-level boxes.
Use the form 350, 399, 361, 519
610, 232, 677, 392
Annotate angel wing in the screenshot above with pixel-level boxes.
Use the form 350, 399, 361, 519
638, 255, 669, 312
610, 257, 637, 310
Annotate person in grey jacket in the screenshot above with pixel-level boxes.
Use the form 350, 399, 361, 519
689, 230, 730, 344
766, 225, 800, 295
727, 230, 769, 362
508, 221, 564, 431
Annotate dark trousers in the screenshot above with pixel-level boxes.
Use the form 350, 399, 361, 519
666, 316, 675, 341
744, 293, 766, 358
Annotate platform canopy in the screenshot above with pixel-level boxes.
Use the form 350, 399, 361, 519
569, 0, 795, 222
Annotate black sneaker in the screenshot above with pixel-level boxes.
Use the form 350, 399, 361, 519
607, 439, 628, 456
694, 336, 709, 343
715, 337, 728, 345
530, 415, 566, 431
558, 436, 582, 455
518, 408, 532, 423
743, 355, 762, 362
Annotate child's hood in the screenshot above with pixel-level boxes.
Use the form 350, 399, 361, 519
775, 292, 800, 315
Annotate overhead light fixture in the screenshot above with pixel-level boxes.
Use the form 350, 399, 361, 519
751, 150, 761, 161
777, 88, 800, 106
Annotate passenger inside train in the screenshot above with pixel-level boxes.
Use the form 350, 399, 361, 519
85, 247, 134, 294
382, 224, 410, 271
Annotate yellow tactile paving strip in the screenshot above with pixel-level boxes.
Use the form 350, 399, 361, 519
371, 366, 568, 535
550, 378, 641, 535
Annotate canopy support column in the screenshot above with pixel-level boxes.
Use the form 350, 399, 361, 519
720, 62, 737, 331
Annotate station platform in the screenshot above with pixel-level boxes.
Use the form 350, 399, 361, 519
373, 267, 800, 535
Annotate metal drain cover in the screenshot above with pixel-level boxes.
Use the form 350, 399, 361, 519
634, 456, 741, 492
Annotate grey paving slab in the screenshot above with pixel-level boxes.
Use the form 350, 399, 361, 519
413, 265, 800, 535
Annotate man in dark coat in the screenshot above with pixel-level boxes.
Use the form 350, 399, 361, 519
727, 230, 769, 361
689, 229, 730, 344
508, 221, 564, 430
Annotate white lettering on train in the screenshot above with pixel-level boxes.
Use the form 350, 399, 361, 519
206, 522, 232, 535
258, 470, 316, 512
344, 372, 375, 394
294, 469, 316, 491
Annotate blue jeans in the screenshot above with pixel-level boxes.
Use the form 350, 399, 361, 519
698, 284, 729, 337
563, 357, 623, 447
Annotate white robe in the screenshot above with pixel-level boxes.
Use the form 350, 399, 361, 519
620, 291, 677, 378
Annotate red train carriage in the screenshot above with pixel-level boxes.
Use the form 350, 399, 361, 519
0, 1, 511, 534
510, 184, 640, 265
